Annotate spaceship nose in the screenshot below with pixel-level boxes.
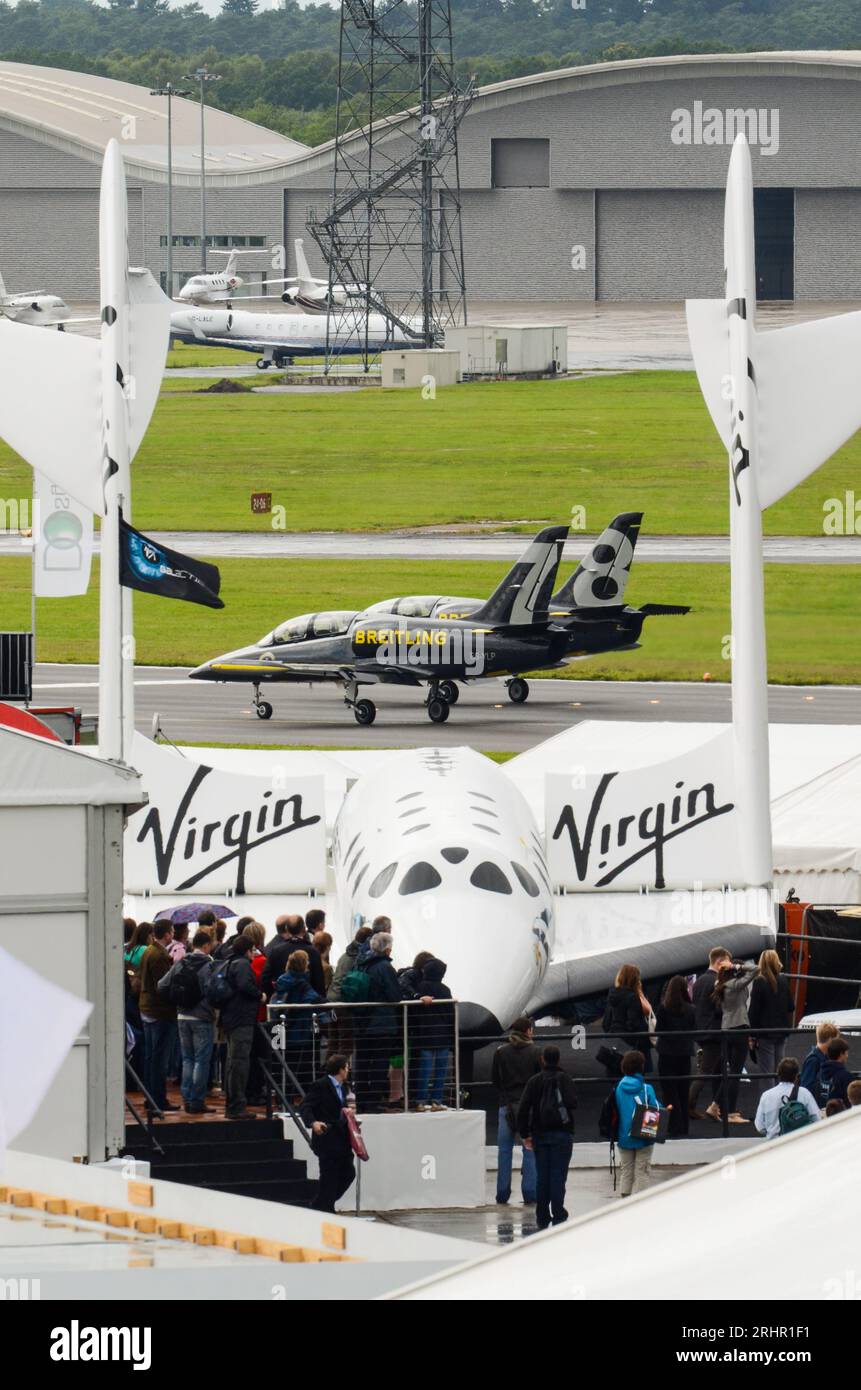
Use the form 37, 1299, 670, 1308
456, 1003, 503, 1042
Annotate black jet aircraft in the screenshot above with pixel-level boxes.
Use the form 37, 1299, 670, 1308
190, 526, 574, 726
362, 513, 689, 705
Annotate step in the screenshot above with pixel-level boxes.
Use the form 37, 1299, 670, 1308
152, 1157, 308, 1185
123, 1138, 294, 1165
124, 1118, 284, 1146
194, 1177, 318, 1205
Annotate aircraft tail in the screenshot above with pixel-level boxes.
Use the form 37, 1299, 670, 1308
470, 525, 568, 627
294, 238, 317, 292
0, 267, 5, 298
553, 512, 642, 608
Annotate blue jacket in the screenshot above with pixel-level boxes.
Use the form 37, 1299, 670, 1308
799, 1045, 825, 1104
820, 1056, 852, 1107
615, 1072, 658, 1150
274, 971, 323, 1045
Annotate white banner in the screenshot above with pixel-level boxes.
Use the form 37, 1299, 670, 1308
125, 733, 327, 895
33, 469, 94, 597
546, 729, 745, 892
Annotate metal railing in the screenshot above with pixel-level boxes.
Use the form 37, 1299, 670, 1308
264, 999, 462, 1113
462, 1022, 860, 1142
124, 1059, 166, 1155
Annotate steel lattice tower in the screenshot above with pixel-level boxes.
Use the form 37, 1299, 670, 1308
307, 0, 473, 372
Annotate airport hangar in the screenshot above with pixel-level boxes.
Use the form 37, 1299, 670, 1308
0, 50, 860, 305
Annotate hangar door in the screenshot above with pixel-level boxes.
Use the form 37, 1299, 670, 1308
596, 189, 724, 301
0, 187, 143, 300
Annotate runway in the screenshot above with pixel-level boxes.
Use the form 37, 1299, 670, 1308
32, 664, 861, 751
5, 531, 857, 563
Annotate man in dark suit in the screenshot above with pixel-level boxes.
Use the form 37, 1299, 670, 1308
688, 946, 731, 1119
300, 1053, 356, 1212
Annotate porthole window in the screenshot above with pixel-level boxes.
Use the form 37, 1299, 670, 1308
368, 862, 398, 898
403, 823, 431, 835
469, 861, 512, 894
511, 861, 540, 897
398, 862, 442, 895
352, 864, 368, 892
441, 847, 468, 864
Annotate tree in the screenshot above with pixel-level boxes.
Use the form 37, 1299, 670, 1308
221, 0, 258, 14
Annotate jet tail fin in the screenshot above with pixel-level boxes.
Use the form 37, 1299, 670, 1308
470, 525, 568, 626
0, 268, 5, 298
294, 238, 317, 293
687, 298, 861, 510
553, 512, 642, 608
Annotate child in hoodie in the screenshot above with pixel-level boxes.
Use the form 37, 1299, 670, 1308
820, 1037, 854, 1107
615, 1049, 659, 1198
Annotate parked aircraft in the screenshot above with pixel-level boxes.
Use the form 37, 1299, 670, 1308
190, 526, 572, 725
279, 239, 366, 313
176, 249, 281, 308
0, 269, 70, 326
170, 303, 422, 367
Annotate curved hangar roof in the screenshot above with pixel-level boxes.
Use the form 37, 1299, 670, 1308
0, 61, 308, 182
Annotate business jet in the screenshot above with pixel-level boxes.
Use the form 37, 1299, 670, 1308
0, 269, 70, 327
170, 303, 424, 367
279, 239, 366, 313
176, 249, 283, 308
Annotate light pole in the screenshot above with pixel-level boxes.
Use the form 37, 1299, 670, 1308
184, 66, 221, 271
150, 82, 191, 298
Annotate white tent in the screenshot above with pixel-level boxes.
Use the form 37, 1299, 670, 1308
389, 1106, 861, 1301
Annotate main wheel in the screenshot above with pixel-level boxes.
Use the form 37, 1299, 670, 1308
255, 700, 273, 720
438, 680, 460, 705
427, 697, 450, 724
256, 358, 271, 370
354, 699, 376, 726
507, 678, 529, 704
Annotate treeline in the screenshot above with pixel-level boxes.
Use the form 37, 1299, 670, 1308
2, 0, 860, 145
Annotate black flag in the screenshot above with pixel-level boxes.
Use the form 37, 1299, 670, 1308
119, 519, 224, 609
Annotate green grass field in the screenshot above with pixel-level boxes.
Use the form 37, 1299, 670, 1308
4, 556, 859, 683
1, 371, 856, 535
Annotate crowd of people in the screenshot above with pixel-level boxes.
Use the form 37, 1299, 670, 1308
490, 943, 859, 1227
123, 909, 457, 1125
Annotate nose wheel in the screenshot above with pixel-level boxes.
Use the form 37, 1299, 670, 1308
343, 679, 376, 726
252, 685, 273, 720
506, 677, 529, 704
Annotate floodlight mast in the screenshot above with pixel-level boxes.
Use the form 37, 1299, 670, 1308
308, 0, 473, 374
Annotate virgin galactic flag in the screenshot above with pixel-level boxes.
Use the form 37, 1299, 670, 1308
0, 946, 92, 1164
119, 518, 224, 609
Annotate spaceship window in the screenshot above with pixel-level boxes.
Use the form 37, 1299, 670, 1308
352, 864, 368, 892
469, 862, 512, 894
469, 791, 494, 802
399, 806, 425, 818
397, 792, 422, 803
470, 806, 498, 818
368, 862, 398, 898
402, 823, 431, 835
441, 847, 468, 864
511, 861, 541, 897
473, 823, 500, 836
398, 862, 442, 895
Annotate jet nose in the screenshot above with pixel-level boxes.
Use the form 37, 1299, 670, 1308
188, 660, 214, 680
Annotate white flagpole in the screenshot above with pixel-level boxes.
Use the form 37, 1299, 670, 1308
98, 141, 134, 764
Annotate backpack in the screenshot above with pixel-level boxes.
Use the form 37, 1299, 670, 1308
167, 955, 205, 1009
341, 965, 372, 1003
205, 959, 237, 1009
537, 1075, 571, 1130
778, 1081, 815, 1136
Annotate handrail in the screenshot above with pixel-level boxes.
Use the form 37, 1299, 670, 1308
124, 1059, 166, 1156
256, 1022, 313, 1146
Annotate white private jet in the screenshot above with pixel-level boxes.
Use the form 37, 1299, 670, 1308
176, 248, 294, 308
170, 303, 424, 367
0, 268, 70, 327
280, 238, 367, 313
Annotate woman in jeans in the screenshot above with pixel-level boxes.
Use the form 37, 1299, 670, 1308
708, 960, 758, 1124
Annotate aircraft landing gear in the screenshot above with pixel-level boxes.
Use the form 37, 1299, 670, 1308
252, 684, 273, 719
506, 677, 529, 704
354, 699, 376, 726
256, 358, 272, 370
438, 680, 459, 704
343, 679, 376, 726
427, 696, 450, 724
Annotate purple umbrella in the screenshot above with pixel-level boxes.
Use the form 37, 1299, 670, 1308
154, 903, 237, 925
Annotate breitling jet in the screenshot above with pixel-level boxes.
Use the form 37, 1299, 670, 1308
189, 526, 573, 726
362, 512, 689, 705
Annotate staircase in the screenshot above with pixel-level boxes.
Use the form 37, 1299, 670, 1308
123, 1118, 317, 1206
